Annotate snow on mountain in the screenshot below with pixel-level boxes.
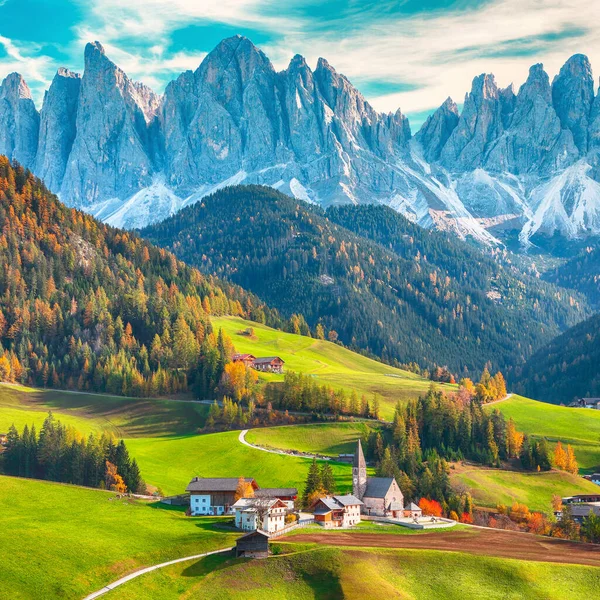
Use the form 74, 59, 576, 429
4, 36, 600, 247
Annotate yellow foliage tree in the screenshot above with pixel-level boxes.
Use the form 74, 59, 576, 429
234, 476, 255, 501
553, 441, 567, 470
565, 445, 578, 474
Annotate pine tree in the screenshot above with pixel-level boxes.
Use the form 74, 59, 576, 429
301, 458, 322, 507
319, 462, 335, 494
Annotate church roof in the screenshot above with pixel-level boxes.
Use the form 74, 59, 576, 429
364, 477, 395, 499
353, 439, 366, 470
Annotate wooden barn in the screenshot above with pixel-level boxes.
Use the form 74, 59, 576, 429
235, 530, 270, 558
252, 356, 285, 374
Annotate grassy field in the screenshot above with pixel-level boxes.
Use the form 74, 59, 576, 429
0, 475, 239, 600
489, 395, 600, 472
212, 316, 455, 419
245, 422, 382, 456
0, 383, 208, 437
126, 430, 353, 496
108, 544, 600, 600
450, 465, 600, 512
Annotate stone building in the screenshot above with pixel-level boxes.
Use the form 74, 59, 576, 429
352, 439, 404, 517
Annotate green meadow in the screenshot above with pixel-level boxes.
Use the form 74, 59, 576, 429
126, 430, 353, 496
212, 316, 455, 419
489, 395, 600, 472
0, 383, 208, 438
108, 544, 600, 600
0, 475, 239, 600
246, 422, 382, 456
450, 466, 600, 512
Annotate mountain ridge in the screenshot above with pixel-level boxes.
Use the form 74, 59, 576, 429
2, 36, 600, 248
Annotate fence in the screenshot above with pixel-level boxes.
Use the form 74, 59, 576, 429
269, 517, 314, 538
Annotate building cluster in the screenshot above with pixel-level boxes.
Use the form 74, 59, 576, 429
232, 353, 285, 374
557, 494, 600, 522
569, 398, 600, 409
185, 476, 297, 534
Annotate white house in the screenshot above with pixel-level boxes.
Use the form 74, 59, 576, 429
186, 477, 258, 516
232, 497, 288, 533
312, 494, 363, 528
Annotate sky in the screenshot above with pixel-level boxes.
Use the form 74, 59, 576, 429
1, 0, 599, 129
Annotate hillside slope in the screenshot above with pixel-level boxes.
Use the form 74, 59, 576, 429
0, 158, 279, 397
142, 185, 589, 375
516, 315, 600, 405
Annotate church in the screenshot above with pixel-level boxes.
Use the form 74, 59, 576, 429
352, 439, 404, 518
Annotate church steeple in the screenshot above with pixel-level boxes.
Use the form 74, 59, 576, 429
352, 439, 367, 499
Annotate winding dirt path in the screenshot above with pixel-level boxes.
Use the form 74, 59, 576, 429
292, 528, 600, 568
238, 429, 330, 460
82, 547, 234, 599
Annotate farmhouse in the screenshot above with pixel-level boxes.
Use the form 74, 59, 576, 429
562, 493, 600, 504
232, 353, 256, 368
353, 439, 404, 517
186, 477, 259, 515
581, 398, 600, 409
232, 497, 288, 533
235, 530, 270, 558
254, 487, 298, 510
252, 356, 285, 374
312, 494, 363, 528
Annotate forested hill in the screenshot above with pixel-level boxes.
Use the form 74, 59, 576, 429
0, 158, 280, 396
141, 185, 589, 375
516, 313, 600, 404
543, 245, 600, 307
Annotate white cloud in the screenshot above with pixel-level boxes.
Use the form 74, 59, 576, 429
262, 0, 600, 118
0, 36, 54, 101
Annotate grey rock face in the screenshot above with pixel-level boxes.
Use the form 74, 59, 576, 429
35, 68, 81, 192
3, 40, 600, 244
415, 97, 459, 162
552, 54, 594, 154
440, 74, 504, 171
60, 42, 159, 206
485, 64, 578, 174
0, 73, 39, 169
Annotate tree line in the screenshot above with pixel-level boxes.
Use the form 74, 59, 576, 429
1, 412, 145, 493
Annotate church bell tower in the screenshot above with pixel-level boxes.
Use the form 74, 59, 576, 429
352, 439, 367, 499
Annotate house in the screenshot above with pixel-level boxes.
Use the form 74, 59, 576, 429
562, 493, 600, 504
254, 487, 298, 510
235, 530, 270, 558
582, 398, 600, 409
251, 356, 285, 374
312, 494, 363, 528
186, 477, 259, 516
568, 503, 600, 523
352, 439, 404, 517
591, 474, 600, 486
232, 353, 256, 368
232, 497, 288, 533
403, 502, 423, 519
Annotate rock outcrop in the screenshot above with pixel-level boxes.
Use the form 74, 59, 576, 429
0, 73, 39, 169
2, 37, 600, 245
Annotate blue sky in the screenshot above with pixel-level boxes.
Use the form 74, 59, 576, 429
0, 0, 597, 129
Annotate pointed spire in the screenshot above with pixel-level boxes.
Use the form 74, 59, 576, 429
354, 439, 366, 470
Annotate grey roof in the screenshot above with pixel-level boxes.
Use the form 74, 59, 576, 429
237, 529, 270, 541
364, 477, 395, 499
570, 504, 600, 518
255, 487, 298, 498
408, 502, 421, 511
319, 497, 342, 511
186, 477, 254, 493
253, 356, 284, 364
353, 439, 366, 470
334, 494, 363, 506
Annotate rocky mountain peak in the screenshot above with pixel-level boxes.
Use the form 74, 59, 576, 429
552, 54, 595, 153
415, 96, 459, 162
0, 73, 39, 168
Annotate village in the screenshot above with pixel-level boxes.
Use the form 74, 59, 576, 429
175, 440, 456, 558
